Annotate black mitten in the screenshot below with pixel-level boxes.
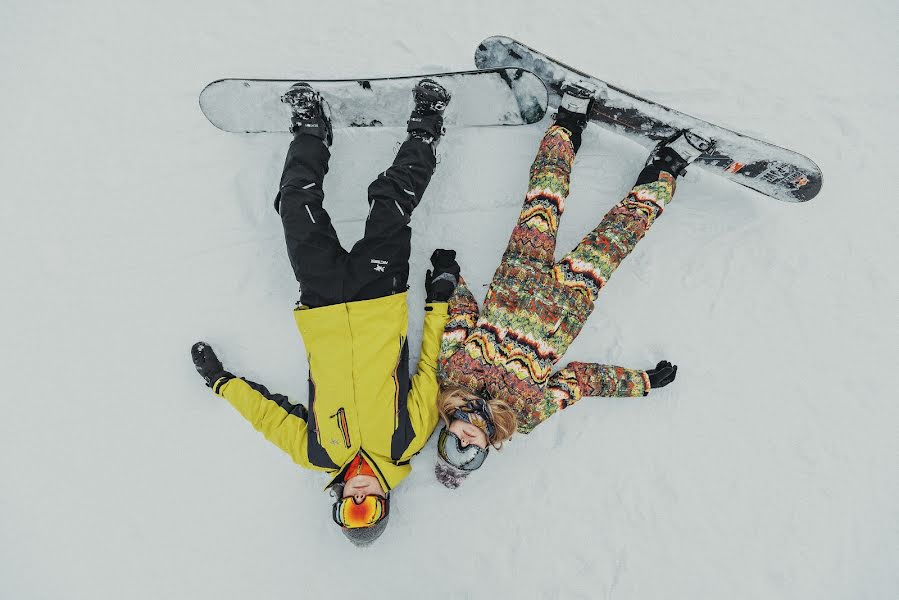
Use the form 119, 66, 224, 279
191, 342, 233, 388
425, 249, 461, 303
646, 360, 678, 391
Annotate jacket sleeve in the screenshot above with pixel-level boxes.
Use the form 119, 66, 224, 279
213, 375, 315, 469
437, 277, 480, 378
536, 362, 650, 424
400, 301, 451, 461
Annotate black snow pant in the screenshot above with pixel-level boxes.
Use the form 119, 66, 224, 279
275, 134, 437, 308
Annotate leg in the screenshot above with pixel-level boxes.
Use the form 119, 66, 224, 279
555, 165, 677, 304
277, 134, 348, 307
502, 125, 577, 269
346, 137, 438, 302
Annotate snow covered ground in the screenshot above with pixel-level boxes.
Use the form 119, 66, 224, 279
2, 1, 896, 598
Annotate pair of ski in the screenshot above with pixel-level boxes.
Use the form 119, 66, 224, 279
200, 36, 822, 203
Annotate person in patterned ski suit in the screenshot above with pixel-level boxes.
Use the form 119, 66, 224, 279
433, 82, 711, 488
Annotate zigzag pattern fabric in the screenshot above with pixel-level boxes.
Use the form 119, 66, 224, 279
504, 126, 572, 266
439, 125, 673, 434
555, 173, 676, 303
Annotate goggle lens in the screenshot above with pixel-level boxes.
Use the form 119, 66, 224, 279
332, 494, 388, 529
437, 427, 489, 471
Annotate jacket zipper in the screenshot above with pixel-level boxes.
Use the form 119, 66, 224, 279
308, 367, 324, 447
359, 448, 391, 492
392, 336, 405, 433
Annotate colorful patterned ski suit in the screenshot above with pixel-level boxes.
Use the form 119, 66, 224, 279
438, 125, 678, 434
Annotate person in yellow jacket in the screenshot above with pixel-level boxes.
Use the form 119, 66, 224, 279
190, 79, 458, 546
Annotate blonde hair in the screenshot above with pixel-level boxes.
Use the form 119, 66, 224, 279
437, 384, 518, 448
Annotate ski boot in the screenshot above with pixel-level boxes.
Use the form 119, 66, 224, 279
280, 82, 333, 146
553, 81, 596, 151
646, 130, 714, 178
406, 78, 451, 149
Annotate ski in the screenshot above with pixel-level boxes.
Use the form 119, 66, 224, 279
475, 36, 822, 202
199, 68, 548, 133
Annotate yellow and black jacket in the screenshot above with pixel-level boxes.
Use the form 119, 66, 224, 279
213, 293, 448, 491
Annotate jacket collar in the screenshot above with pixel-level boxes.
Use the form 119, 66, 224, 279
323, 447, 411, 493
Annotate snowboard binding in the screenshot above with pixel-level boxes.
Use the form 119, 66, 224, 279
557, 82, 595, 121
281, 82, 333, 146
554, 81, 596, 151
407, 78, 452, 146
647, 130, 714, 178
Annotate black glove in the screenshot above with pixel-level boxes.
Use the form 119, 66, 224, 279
425, 249, 461, 302
191, 341, 232, 388
646, 360, 677, 391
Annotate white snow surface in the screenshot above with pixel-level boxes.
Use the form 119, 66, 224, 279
1, 1, 896, 599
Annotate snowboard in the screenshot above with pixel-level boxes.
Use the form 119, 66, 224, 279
475, 36, 823, 202
199, 68, 548, 133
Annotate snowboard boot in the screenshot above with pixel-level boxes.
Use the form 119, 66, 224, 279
406, 78, 451, 150
645, 130, 713, 178
281, 82, 333, 146
553, 81, 595, 152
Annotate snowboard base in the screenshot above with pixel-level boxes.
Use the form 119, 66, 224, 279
200, 68, 548, 133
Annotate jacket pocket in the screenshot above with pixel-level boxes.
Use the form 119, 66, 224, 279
330, 407, 351, 449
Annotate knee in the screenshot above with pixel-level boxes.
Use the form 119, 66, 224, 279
275, 183, 324, 215
368, 176, 418, 214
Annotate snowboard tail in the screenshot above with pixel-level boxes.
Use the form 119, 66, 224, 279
199, 68, 548, 133
475, 36, 822, 202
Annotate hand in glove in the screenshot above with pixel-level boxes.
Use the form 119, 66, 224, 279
425, 249, 461, 303
646, 360, 677, 391
191, 341, 233, 388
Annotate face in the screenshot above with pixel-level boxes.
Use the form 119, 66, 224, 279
448, 418, 489, 449
342, 475, 385, 503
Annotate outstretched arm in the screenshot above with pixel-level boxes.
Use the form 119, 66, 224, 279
437, 277, 480, 375
526, 362, 655, 431
399, 301, 451, 461
550, 362, 650, 401
214, 377, 314, 469
422, 249, 480, 377
191, 342, 314, 470
393, 250, 459, 460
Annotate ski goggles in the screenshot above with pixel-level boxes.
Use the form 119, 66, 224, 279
437, 426, 489, 472
452, 399, 495, 439
332, 494, 389, 529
